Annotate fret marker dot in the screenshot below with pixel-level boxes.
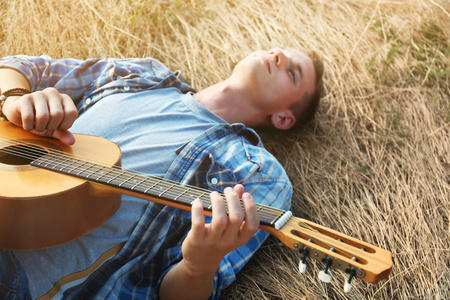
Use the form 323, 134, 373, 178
211, 178, 218, 185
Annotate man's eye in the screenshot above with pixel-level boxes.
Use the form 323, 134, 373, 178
289, 71, 295, 82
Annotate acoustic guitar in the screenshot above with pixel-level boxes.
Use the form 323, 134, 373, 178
0, 121, 392, 292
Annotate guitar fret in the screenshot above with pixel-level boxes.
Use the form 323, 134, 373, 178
56, 157, 79, 173
158, 183, 175, 197
130, 176, 149, 190
143, 179, 162, 193
118, 174, 137, 187
94, 167, 114, 181
35, 156, 53, 168
66, 159, 87, 173
106, 170, 124, 184
197, 191, 208, 200
86, 164, 104, 179
174, 188, 190, 201
76, 163, 96, 177
44, 155, 75, 172
70, 161, 90, 175
50, 155, 65, 170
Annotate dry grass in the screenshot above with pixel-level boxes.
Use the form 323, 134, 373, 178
1, 0, 449, 299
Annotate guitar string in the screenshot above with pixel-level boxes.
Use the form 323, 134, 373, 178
2, 138, 284, 224
0, 135, 367, 251
0, 135, 371, 263
0, 135, 286, 222
0, 135, 217, 205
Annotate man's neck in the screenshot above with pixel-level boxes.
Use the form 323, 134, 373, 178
193, 80, 266, 127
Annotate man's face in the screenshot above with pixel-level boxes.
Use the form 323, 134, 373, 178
230, 47, 316, 118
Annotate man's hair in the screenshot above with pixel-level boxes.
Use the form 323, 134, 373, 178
292, 50, 324, 127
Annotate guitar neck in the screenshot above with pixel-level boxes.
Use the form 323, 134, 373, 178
30, 151, 291, 229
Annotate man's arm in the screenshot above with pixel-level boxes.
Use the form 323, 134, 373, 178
0, 68, 78, 145
159, 185, 260, 300
0, 68, 31, 91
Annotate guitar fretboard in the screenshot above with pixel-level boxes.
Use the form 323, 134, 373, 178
31, 152, 291, 228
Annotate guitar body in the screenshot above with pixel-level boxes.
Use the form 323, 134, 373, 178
0, 121, 122, 250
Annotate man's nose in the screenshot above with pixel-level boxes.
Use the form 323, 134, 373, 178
270, 48, 287, 67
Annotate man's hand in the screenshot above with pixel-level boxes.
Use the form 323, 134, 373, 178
3, 87, 78, 145
159, 184, 260, 300
182, 184, 260, 276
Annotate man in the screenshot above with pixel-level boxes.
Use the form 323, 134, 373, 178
0, 47, 323, 299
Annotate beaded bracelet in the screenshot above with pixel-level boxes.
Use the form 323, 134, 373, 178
0, 88, 31, 121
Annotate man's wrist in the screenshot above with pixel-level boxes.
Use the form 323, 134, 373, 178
180, 258, 220, 279
0, 88, 31, 121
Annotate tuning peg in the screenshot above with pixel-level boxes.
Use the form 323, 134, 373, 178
298, 246, 310, 274
299, 261, 307, 273
318, 256, 333, 283
344, 266, 357, 293
344, 281, 352, 293
318, 270, 332, 283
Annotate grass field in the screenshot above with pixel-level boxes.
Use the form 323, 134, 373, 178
1, 0, 449, 299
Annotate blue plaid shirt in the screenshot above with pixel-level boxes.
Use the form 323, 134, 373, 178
0, 55, 292, 299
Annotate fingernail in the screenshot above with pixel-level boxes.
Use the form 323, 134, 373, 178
242, 193, 252, 201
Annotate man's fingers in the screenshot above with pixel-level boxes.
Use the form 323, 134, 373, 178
17, 95, 36, 131
42, 91, 78, 132
224, 187, 244, 233
6, 89, 79, 145
210, 191, 228, 238
46, 97, 65, 131
190, 198, 206, 240
233, 184, 245, 199
33, 93, 52, 132
52, 129, 76, 146
59, 94, 78, 130
7, 88, 78, 135
240, 192, 259, 239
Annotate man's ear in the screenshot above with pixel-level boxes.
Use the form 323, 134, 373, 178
270, 111, 296, 130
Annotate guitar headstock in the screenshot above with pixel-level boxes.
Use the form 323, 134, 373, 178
262, 216, 392, 292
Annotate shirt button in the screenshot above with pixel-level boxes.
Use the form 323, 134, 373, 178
124, 86, 130, 91
85, 98, 92, 104
211, 178, 218, 185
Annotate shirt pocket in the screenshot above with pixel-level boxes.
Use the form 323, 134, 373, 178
205, 153, 238, 192
205, 139, 265, 192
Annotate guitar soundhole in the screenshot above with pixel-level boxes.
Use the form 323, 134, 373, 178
0, 144, 48, 165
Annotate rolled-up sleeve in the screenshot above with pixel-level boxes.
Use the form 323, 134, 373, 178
0, 55, 98, 101
0, 55, 184, 105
